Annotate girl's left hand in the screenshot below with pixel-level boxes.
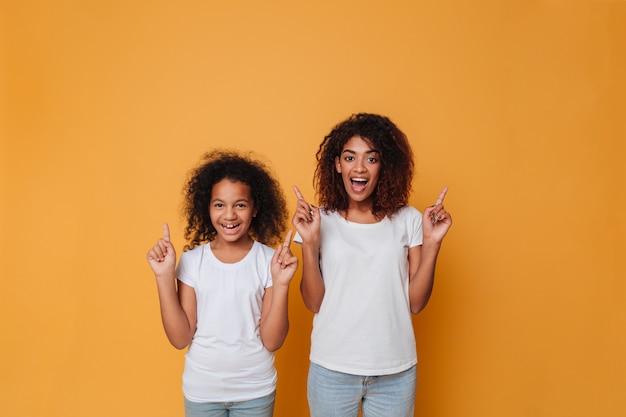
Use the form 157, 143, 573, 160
271, 230, 299, 287
422, 186, 453, 243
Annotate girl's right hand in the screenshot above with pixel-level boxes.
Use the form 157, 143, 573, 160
147, 223, 177, 278
422, 187, 452, 243
291, 185, 320, 243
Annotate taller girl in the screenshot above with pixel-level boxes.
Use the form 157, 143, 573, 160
292, 113, 453, 417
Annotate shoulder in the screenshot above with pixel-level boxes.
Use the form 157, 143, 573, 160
319, 207, 340, 221
180, 243, 207, 260
178, 244, 207, 271
252, 240, 276, 259
318, 208, 343, 231
177, 244, 208, 284
390, 206, 423, 234
393, 205, 422, 220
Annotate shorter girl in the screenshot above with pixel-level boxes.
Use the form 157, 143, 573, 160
147, 149, 298, 417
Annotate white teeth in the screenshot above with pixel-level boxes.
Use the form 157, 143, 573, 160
352, 178, 367, 183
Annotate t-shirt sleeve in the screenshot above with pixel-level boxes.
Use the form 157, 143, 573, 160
259, 243, 274, 289
408, 206, 423, 248
176, 250, 197, 288
265, 261, 273, 289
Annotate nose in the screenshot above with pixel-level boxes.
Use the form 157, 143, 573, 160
224, 206, 237, 219
354, 158, 367, 172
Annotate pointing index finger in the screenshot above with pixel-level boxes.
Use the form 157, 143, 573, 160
293, 185, 305, 201
163, 223, 170, 242
435, 186, 448, 206
283, 230, 293, 248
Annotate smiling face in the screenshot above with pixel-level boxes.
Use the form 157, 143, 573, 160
209, 178, 257, 245
335, 135, 381, 207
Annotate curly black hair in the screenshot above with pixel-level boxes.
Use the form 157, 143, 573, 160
315, 113, 414, 220
182, 149, 288, 250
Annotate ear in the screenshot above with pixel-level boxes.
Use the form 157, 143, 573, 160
335, 156, 341, 173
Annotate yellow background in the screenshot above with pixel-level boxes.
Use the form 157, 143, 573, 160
1, 1, 624, 416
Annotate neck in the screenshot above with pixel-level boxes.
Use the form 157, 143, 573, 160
342, 201, 379, 224
210, 236, 254, 263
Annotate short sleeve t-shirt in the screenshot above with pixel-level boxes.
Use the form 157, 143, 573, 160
298, 206, 423, 376
176, 241, 277, 402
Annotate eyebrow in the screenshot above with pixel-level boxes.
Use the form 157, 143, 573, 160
210, 198, 251, 204
341, 148, 380, 155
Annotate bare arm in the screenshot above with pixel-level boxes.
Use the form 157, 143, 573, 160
147, 223, 197, 349
408, 187, 452, 314
408, 242, 439, 314
292, 186, 325, 312
260, 231, 298, 351
299, 235, 324, 312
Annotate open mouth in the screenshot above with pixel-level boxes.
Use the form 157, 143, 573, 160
221, 223, 240, 232
350, 178, 368, 192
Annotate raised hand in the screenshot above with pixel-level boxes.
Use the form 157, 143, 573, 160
147, 223, 177, 278
291, 185, 320, 243
271, 230, 299, 287
422, 187, 453, 243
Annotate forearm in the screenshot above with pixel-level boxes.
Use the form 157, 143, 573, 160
409, 239, 441, 314
155, 274, 194, 349
260, 285, 290, 352
299, 242, 325, 313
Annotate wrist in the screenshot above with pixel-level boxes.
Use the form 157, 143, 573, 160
270, 282, 291, 295
301, 238, 320, 253
421, 237, 443, 250
155, 271, 176, 282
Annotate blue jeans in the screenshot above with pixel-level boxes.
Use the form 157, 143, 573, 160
307, 362, 416, 417
183, 391, 275, 417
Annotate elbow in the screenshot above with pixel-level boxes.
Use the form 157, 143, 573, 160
410, 297, 430, 315
300, 285, 324, 313
264, 340, 284, 353
172, 341, 189, 350
410, 290, 433, 314
304, 301, 321, 313
410, 304, 424, 315
167, 335, 192, 350
262, 327, 289, 352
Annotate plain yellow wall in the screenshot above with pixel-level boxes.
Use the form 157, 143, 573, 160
1, 1, 624, 416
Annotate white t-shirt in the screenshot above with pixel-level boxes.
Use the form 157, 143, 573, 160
176, 240, 277, 402
297, 206, 423, 376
